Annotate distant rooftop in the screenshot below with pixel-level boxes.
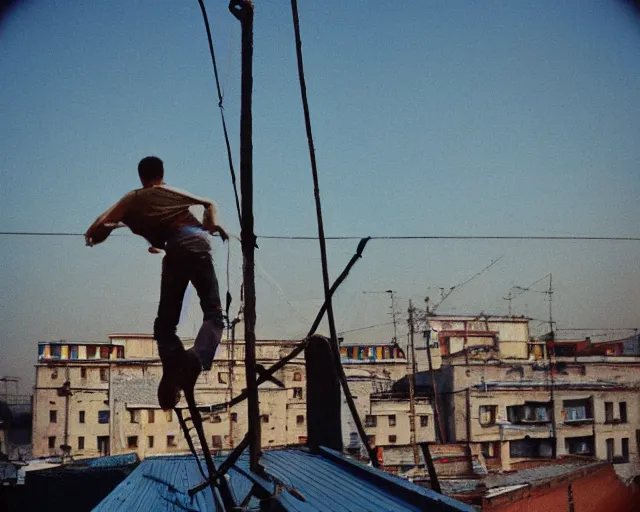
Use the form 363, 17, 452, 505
441, 459, 606, 497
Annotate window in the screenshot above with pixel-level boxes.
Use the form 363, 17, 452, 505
293, 371, 303, 382
167, 435, 178, 448
148, 436, 154, 449
563, 399, 593, 422
388, 435, 397, 443
565, 436, 594, 456
507, 402, 550, 424
211, 414, 222, 424
127, 436, 138, 449
87, 346, 97, 359
231, 412, 238, 423
97, 436, 110, 456
48, 436, 56, 449
293, 387, 303, 399
100, 346, 110, 359
50, 410, 57, 423
605, 402, 614, 423
481, 442, 497, 458
365, 415, 377, 427
100, 368, 108, 382
388, 415, 396, 427
211, 435, 223, 449
70, 346, 79, 359
420, 415, 429, 427
78, 436, 85, 450
98, 410, 110, 424
165, 410, 173, 423
218, 372, 228, 384
296, 415, 305, 425
130, 410, 140, 424
606, 438, 614, 461
81, 367, 87, 379
260, 414, 270, 424
79, 410, 85, 424
479, 405, 497, 426
148, 410, 155, 424
51, 369, 58, 380
510, 438, 553, 458
622, 438, 629, 462
620, 402, 628, 423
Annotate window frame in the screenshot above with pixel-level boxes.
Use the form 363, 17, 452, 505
479, 405, 498, 427
98, 410, 110, 424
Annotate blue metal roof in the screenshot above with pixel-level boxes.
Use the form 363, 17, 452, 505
95, 447, 472, 511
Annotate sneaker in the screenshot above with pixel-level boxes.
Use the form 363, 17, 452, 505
180, 348, 202, 395
158, 358, 183, 411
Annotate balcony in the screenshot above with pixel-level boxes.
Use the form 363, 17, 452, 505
500, 423, 553, 441
563, 417, 595, 426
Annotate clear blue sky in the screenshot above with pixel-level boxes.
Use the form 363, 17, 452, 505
1, 1, 639, 391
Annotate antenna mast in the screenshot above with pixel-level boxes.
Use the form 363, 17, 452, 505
407, 302, 419, 465
388, 290, 398, 344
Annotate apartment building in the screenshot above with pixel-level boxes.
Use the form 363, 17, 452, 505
404, 315, 640, 473
32, 334, 309, 459
33, 335, 410, 460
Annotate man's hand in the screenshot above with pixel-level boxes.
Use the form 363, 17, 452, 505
213, 225, 228, 242
85, 224, 114, 247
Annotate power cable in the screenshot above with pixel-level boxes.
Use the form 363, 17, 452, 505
196, 0, 242, 226
1, 231, 639, 241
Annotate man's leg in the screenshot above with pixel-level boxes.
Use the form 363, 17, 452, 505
155, 253, 189, 409
189, 251, 224, 371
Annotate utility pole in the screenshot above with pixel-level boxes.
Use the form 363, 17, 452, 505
388, 290, 398, 345
363, 290, 398, 344
503, 291, 513, 316
230, 0, 260, 472
424, 297, 445, 443
407, 302, 419, 466
547, 273, 557, 457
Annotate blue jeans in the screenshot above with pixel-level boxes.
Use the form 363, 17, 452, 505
153, 227, 224, 370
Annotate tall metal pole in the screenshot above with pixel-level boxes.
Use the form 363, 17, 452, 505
424, 302, 445, 442
407, 302, 419, 465
548, 273, 557, 457
290, 0, 377, 466
229, 0, 260, 472
389, 290, 398, 344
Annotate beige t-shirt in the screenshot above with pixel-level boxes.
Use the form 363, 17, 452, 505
117, 186, 212, 248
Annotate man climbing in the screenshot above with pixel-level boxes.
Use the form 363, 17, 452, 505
85, 156, 228, 410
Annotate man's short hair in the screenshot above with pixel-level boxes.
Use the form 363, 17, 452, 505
138, 156, 164, 182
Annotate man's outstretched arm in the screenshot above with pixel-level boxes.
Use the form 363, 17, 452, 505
85, 193, 132, 246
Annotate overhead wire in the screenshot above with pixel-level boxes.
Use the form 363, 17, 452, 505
196, 0, 242, 226
1, 231, 639, 241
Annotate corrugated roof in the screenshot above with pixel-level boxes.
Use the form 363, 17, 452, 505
96, 448, 473, 511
